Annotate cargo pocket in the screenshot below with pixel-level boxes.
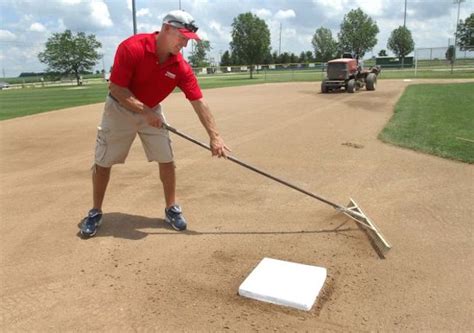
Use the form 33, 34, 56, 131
95, 126, 108, 163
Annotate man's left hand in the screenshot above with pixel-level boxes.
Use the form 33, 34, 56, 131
210, 136, 231, 158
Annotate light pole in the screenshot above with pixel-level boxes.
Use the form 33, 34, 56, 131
278, 23, 282, 56
132, 0, 137, 35
452, 0, 465, 73
403, 0, 407, 27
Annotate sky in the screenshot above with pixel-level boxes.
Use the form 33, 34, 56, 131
0, 0, 473, 77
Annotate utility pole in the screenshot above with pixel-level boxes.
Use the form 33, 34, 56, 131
179, 0, 181, 10
403, 0, 407, 27
452, 0, 465, 73
132, 0, 137, 35
402, 0, 408, 68
278, 23, 282, 55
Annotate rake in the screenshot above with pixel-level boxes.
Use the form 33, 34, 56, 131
163, 123, 392, 258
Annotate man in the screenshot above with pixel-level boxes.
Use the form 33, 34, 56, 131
80, 10, 230, 237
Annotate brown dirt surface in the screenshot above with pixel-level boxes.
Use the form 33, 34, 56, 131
1, 79, 473, 332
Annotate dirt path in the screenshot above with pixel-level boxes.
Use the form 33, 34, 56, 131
1, 79, 473, 331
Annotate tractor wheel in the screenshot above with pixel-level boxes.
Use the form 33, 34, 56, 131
366, 73, 377, 91
321, 80, 328, 93
347, 79, 356, 93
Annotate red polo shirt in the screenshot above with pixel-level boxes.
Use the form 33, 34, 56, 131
110, 32, 202, 108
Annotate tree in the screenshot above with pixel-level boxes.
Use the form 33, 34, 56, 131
290, 53, 298, 63
38, 30, 101, 86
456, 13, 474, 51
311, 27, 338, 62
278, 52, 291, 64
299, 51, 307, 63
337, 8, 379, 59
220, 50, 232, 66
230, 52, 241, 66
188, 40, 211, 68
305, 51, 314, 62
446, 45, 456, 64
271, 51, 279, 64
263, 52, 274, 64
378, 49, 388, 57
387, 26, 414, 68
230, 12, 271, 78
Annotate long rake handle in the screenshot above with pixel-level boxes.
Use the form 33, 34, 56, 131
163, 123, 342, 210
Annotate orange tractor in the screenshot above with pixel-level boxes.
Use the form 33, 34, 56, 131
321, 55, 381, 93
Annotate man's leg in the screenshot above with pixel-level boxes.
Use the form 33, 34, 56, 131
80, 164, 110, 237
93, 164, 111, 210
159, 162, 176, 208
160, 162, 187, 231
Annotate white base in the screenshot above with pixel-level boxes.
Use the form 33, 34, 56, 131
238, 258, 327, 311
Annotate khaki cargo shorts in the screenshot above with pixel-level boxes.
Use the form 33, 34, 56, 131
94, 96, 173, 167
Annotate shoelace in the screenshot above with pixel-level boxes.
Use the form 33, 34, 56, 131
86, 211, 101, 226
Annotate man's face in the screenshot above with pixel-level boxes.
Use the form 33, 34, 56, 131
167, 26, 190, 54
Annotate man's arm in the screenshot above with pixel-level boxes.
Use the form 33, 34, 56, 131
190, 98, 230, 158
109, 82, 162, 127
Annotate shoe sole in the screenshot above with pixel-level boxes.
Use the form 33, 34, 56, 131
80, 217, 103, 238
165, 217, 186, 231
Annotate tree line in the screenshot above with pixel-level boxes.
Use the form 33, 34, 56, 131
38, 11, 473, 84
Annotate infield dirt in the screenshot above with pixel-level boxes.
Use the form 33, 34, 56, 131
1, 80, 473, 331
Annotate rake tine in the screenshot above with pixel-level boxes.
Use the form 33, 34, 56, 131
343, 199, 392, 258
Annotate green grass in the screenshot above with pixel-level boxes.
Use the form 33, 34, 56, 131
379, 82, 474, 163
0, 84, 109, 120
378, 69, 474, 79
1, 68, 473, 120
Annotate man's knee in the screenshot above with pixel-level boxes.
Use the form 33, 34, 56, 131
158, 162, 175, 180
92, 164, 112, 176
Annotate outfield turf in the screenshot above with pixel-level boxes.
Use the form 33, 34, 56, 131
378, 82, 474, 163
1, 68, 473, 120
0, 85, 109, 120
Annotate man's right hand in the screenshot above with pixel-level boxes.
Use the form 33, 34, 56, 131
143, 109, 163, 128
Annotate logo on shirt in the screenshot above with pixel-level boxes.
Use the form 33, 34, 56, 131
165, 71, 176, 79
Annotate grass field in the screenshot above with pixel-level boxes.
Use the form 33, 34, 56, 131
0, 85, 109, 120
378, 82, 474, 163
1, 68, 473, 120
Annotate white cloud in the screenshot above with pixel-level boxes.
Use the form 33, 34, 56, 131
137, 8, 151, 17
313, 0, 346, 16
284, 28, 297, 38
137, 23, 161, 33
29, 22, 47, 32
57, 18, 67, 31
89, 1, 113, 28
252, 8, 272, 19
60, 0, 81, 4
208, 20, 231, 42
355, 0, 386, 17
0, 29, 17, 41
275, 9, 296, 20
1, 0, 473, 76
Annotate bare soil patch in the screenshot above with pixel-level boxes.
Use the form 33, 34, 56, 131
1, 80, 473, 331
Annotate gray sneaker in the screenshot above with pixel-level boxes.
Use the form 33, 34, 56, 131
165, 204, 187, 231
80, 208, 103, 237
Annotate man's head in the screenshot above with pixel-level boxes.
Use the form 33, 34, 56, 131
159, 10, 200, 55
163, 10, 200, 41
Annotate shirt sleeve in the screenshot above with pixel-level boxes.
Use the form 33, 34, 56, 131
109, 42, 135, 88
177, 64, 203, 101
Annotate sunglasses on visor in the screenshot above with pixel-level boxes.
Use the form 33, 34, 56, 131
168, 20, 199, 33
